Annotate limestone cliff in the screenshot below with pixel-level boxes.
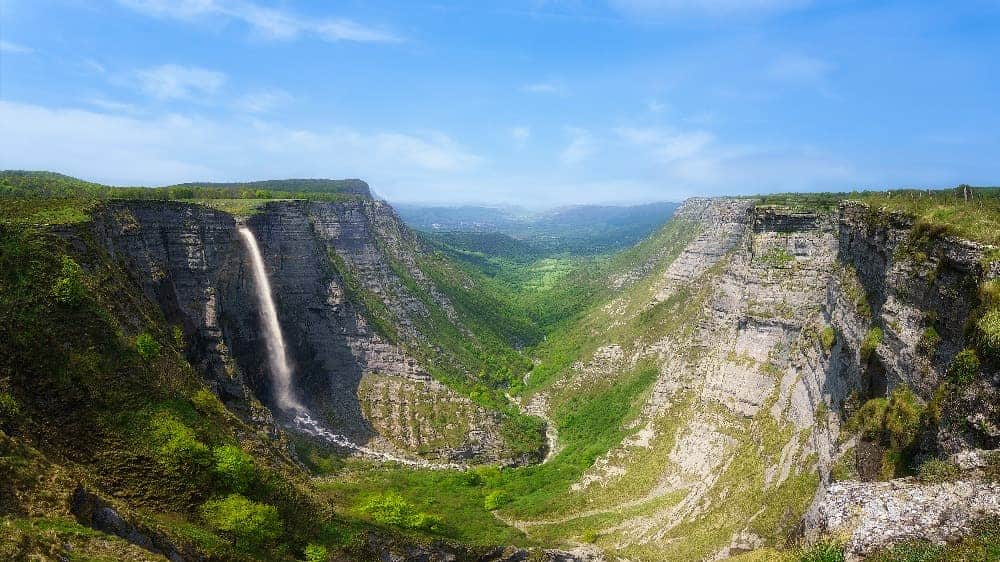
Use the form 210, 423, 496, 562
88, 198, 530, 465
513, 197, 999, 559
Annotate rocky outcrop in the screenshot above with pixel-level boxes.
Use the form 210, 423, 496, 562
804, 476, 999, 560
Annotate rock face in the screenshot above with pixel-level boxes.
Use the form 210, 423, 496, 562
516, 197, 999, 559
803, 476, 1000, 560
88, 198, 520, 464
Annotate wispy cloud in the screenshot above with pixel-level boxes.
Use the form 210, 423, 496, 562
608, 0, 810, 20
235, 88, 293, 113
135, 64, 227, 100
522, 80, 567, 95
509, 126, 531, 145
117, 0, 401, 43
616, 126, 714, 162
560, 127, 596, 165
0, 100, 480, 186
0, 40, 33, 54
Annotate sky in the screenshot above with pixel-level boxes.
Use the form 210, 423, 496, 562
1, 1, 998, 206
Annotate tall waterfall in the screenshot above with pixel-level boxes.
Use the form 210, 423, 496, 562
238, 226, 302, 412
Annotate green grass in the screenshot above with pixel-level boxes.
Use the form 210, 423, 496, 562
853, 186, 1000, 246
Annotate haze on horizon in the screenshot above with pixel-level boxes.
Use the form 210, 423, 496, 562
1, 0, 998, 207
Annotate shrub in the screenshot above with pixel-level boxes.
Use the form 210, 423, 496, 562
483, 490, 509, 511
917, 327, 941, 356
976, 308, 1000, 358
820, 326, 836, 353
947, 349, 980, 385
861, 327, 884, 361
172, 325, 185, 349
135, 333, 160, 362
304, 543, 329, 562
799, 541, 845, 562
0, 392, 20, 423
149, 411, 212, 471
917, 459, 960, 483
357, 492, 443, 532
580, 529, 599, 543
201, 494, 283, 548
51, 255, 86, 306
192, 389, 226, 417
883, 386, 924, 451
213, 445, 256, 493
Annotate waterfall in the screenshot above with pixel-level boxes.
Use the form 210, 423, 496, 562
238, 226, 302, 412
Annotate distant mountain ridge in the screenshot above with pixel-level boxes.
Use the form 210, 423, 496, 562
396, 200, 680, 255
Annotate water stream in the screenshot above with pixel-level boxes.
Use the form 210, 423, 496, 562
238, 225, 463, 470
238, 226, 302, 412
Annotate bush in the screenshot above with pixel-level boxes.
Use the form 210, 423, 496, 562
304, 543, 329, 562
917, 458, 960, 483
820, 326, 836, 353
0, 392, 20, 423
192, 389, 226, 417
135, 333, 160, 362
799, 541, 845, 562
172, 325, 185, 349
947, 349, 980, 385
201, 494, 283, 548
917, 327, 941, 356
861, 327, 884, 361
976, 308, 1000, 358
149, 412, 212, 471
483, 490, 509, 511
580, 529, 599, 543
357, 492, 443, 533
213, 445, 256, 493
51, 255, 86, 306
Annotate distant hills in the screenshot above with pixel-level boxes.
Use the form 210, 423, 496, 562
395, 201, 681, 256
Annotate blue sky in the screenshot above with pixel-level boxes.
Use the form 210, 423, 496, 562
1, 0, 998, 206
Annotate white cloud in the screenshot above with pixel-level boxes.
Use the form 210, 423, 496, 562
0, 40, 33, 54
616, 126, 714, 162
117, 0, 401, 43
560, 127, 596, 165
609, 0, 810, 19
135, 64, 227, 100
509, 126, 531, 144
235, 89, 292, 113
647, 99, 667, 113
522, 80, 567, 95
0, 100, 480, 187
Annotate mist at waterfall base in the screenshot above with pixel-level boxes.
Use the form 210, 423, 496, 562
237, 226, 460, 468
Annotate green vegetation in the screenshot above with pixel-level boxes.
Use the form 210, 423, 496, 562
846, 386, 925, 479
758, 246, 794, 267
821, 326, 837, 353
201, 494, 283, 548
798, 542, 845, 562
51, 255, 87, 306
135, 332, 161, 362
862, 327, 884, 361
916, 458, 960, 483
213, 445, 256, 493
865, 516, 999, 561
853, 186, 1000, 246
948, 349, 981, 385
355, 492, 443, 533
0, 392, 19, 424
304, 543, 329, 562
917, 326, 941, 356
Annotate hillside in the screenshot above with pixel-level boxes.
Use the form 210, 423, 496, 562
1, 175, 999, 561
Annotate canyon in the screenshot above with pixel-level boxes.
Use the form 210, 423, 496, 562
1, 174, 997, 561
